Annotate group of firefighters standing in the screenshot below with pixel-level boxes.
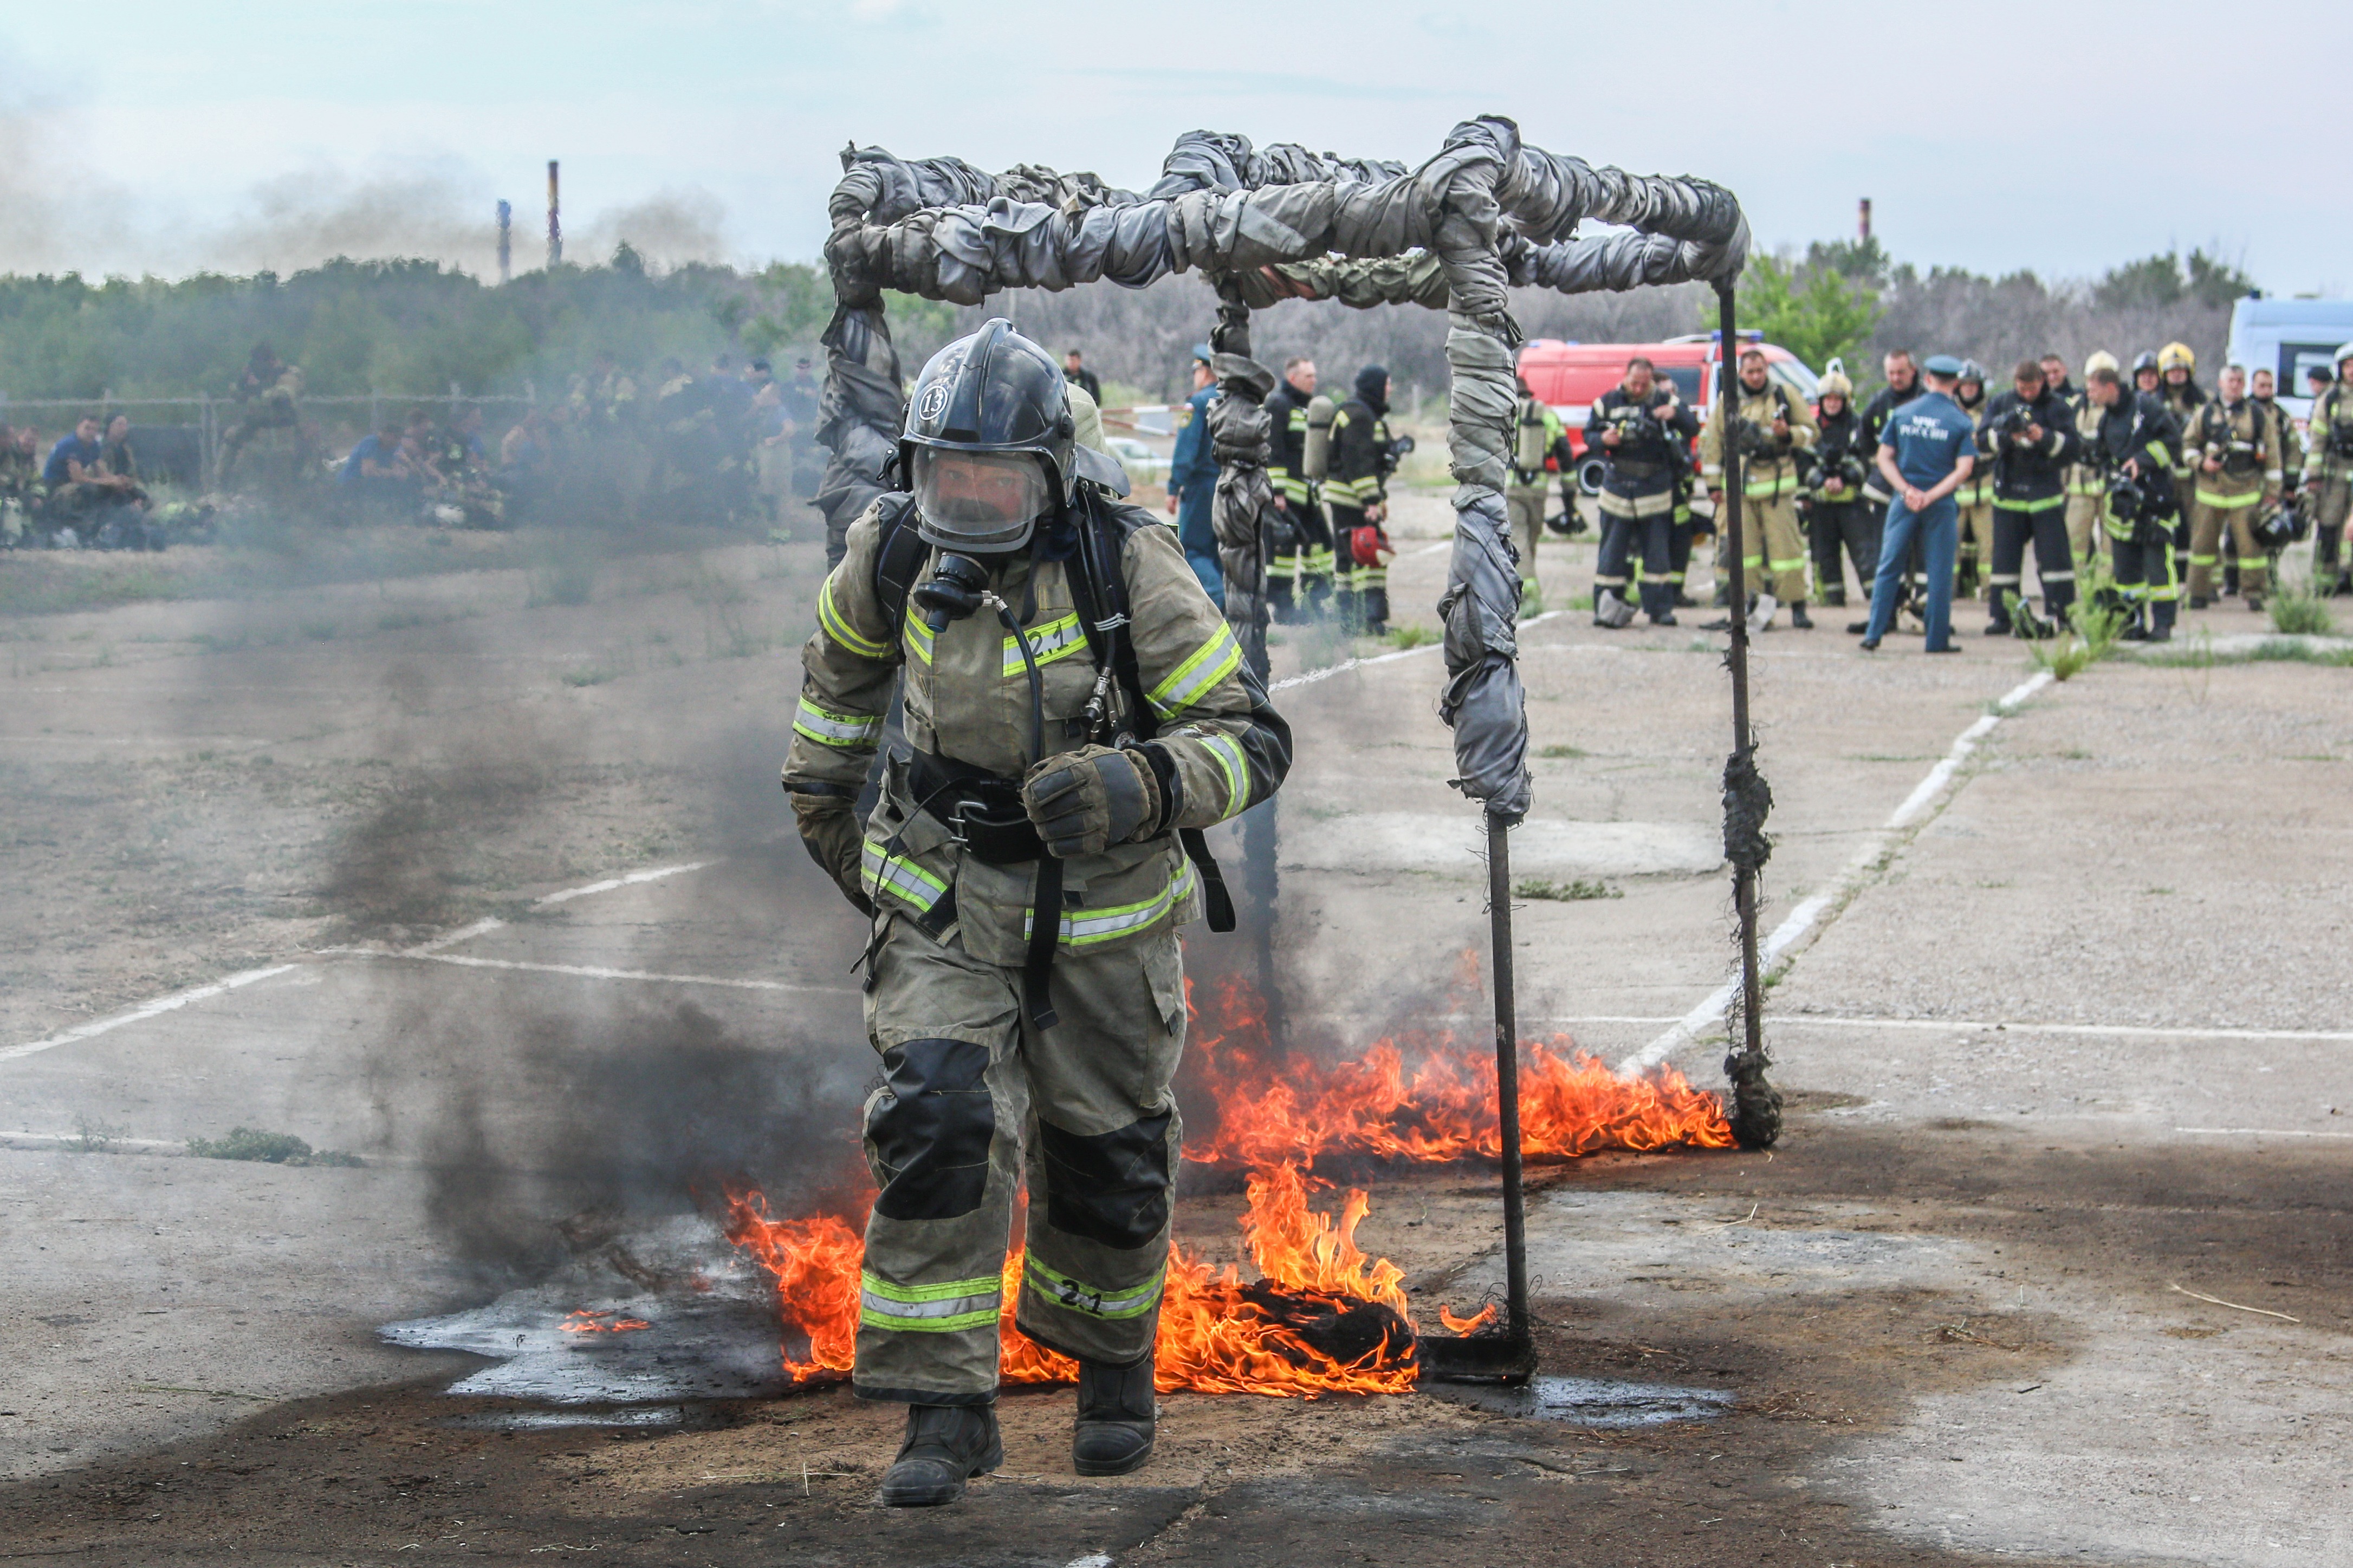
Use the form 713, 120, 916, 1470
1518, 339, 2353, 642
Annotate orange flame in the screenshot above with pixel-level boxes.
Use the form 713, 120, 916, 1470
721, 973, 1734, 1397
559, 1310, 651, 1334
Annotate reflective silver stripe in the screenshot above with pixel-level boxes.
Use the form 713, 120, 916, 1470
1026, 861, 1194, 947
858, 1270, 1001, 1332
793, 697, 881, 747
1023, 1255, 1165, 1319
861, 842, 947, 913
1200, 732, 1248, 819
1146, 624, 1242, 717
1002, 611, 1088, 677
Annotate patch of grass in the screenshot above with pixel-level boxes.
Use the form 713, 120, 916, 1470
2025, 575, 2128, 681
69, 1115, 124, 1154
2140, 638, 2353, 668
1518, 587, 1546, 620
2268, 577, 2337, 636
1514, 876, 1622, 902
561, 666, 621, 688
1535, 743, 1587, 759
1384, 623, 1434, 649
185, 1128, 364, 1167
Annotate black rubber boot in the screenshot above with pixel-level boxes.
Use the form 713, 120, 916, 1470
1073, 1355, 1157, 1477
879, 1403, 1002, 1507
1790, 601, 1813, 629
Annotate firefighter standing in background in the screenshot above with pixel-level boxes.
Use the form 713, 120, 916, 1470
2181, 363, 2282, 610
1327, 364, 1398, 637
1952, 362, 1994, 601
1584, 355, 1693, 627
2082, 362, 2184, 641
1507, 375, 1566, 604
2251, 367, 2300, 503
2066, 351, 2121, 568
1262, 358, 1334, 620
2304, 344, 2353, 596
1981, 359, 2083, 634
1801, 366, 1876, 613
784, 320, 1291, 1508
217, 343, 312, 485
1700, 347, 1817, 630
2156, 343, 2206, 585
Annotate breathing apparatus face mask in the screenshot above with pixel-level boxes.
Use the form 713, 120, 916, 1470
910, 447, 1051, 554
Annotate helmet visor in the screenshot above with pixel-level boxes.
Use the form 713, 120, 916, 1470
911, 447, 1050, 549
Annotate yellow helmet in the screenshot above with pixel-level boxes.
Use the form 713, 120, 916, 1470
2085, 350, 2119, 378
1817, 368, 1853, 400
2158, 341, 2196, 374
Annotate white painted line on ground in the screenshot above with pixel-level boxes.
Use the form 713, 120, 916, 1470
0, 965, 299, 1065
5, 861, 724, 1062
535, 861, 713, 907
2174, 1126, 2353, 1139
1769, 1016, 2353, 1045
325, 947, 857, 997
1, 1132, 189, 1155
1271, 611, 1562, 693
1620, 670, 2056, 1074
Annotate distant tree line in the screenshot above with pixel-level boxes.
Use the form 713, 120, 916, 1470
0, 240, 2264, 413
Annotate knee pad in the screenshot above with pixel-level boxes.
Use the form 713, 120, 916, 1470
866, 1038, 995, 1221
1038, 1112, 1173, 1250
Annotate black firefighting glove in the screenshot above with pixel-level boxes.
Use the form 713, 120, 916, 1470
789, 788, 875, 917
1021, 744, 1165, 860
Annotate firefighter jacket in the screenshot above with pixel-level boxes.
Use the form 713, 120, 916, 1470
2087, 392, 2183, 539
2183, 397, 2281, 508
2253, 398, 2300, 491
2161, 377, 2207, 432
1699, 378, 1816, 502
2306, 382, 2353, 484
1978, 386, 2081, 510
1801, 402, 1870, 504
1953, 393, 1992, 506
786, 497, 1291, 967
1264, 380, 1316, 506
1586, 387, 1696, 504
1857, 379, 1923, 501
1326, 397, 1391, 513
2070, 386, 2108, 502
1509, 395, 1566, 492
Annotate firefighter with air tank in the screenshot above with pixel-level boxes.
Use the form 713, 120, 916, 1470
2081, 360, 2185, 641
1800, 365, 1876, 612
1700, 346, 1817, 631
1262, 357, 1336, 620
1980, 358, 2082, 635
1326, 365, 1402, 636
2067, 352, 2121, 569
782, 319, 1291, 1508
2181, 362, 2281, 610
1508, 374, 1567, 604
2304, 343, 2353, 597
1951, 361, 1994, 602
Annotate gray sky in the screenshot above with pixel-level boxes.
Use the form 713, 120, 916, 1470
4, 0, 2345, 294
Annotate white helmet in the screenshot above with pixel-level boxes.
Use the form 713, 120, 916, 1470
2336, 341, 2353, 369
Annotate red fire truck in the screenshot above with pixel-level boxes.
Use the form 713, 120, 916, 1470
1516, 334, 1820, 496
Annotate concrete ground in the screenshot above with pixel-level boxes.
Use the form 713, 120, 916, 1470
2, 498, 2348, 1565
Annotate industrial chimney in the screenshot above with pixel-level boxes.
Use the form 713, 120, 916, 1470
496, 199, 512, 284
1858, 197, 1872, 244
547, 161, 563, 269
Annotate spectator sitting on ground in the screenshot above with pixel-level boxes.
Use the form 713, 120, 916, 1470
340, 422, 419, 495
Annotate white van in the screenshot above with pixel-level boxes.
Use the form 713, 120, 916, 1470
2225, 297, 2353, 419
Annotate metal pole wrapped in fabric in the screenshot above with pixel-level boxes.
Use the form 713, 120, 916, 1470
1713, 283, 1784, 1150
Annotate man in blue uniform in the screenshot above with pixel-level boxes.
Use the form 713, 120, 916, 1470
1862, 355, 1978, 654
1164, 344, 1223, 607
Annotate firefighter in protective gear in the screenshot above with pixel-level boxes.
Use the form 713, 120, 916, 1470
1507, 376, 1567, 598
2157, 343, 2206, 579
783, 320, 1291, 1507
1585, 356, 1696, 626
2251, 368, 2300, 497
1327, 365, 1398, 635
2082, 363, 2184, 640
1980, 360, 2083, 634
2132, 352, 2162, 396
1952, 362, 1994, 601
1263, 358, 1334, 620
1700, 348, 1818, 629
1802, 366, 1877, 608
2181, 364, 2281, 609
2304, 344, 2353, 595
2066, 351, 2119, 566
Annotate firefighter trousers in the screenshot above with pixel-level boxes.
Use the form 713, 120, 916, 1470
2313, 478, 2351, 580
1505, 485, 1547, 589
1596, 513, 1673, 621
1956, 501, 1994, 596
2110, 531, 2177, 635
1724, 493, 1807, 604
2187, 497, 2268, 600
852, 913, 1186, 1406
1806, 499, 1878, 606
1989, 503, 2075, 625
2065, 492, 2104, 568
